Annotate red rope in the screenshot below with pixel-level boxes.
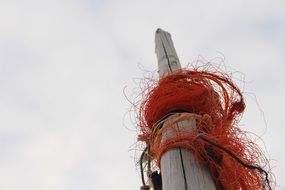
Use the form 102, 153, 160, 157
137, 69, 272, 190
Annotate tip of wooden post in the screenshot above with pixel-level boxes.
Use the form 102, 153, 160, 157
156, 28, 170, 35
155, 28, 181, 77
156, 28, 163, 33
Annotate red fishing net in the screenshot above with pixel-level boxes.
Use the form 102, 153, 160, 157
137, 69, 272, 190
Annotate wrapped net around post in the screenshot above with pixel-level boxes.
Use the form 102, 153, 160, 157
137, 69, 273, 190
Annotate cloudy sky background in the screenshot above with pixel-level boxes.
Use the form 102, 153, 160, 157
0, 0, 284, 189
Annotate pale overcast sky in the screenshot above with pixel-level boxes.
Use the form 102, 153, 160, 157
0, 0, 284, 189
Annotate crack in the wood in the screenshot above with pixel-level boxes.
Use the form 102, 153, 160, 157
159, 34, 173, 73
179, 148, 188, 190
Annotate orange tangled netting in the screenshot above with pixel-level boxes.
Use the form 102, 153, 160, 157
137, 69, 272, 190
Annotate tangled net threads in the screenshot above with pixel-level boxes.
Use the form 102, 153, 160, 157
138, 69, 272, 190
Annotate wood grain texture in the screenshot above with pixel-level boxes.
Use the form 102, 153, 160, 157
155, 29, 215, 190
160, 117, 215, 190
155, 28, 181, 78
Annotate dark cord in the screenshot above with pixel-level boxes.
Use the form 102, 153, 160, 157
140, 147, 148, 187
198, 135, 272, 190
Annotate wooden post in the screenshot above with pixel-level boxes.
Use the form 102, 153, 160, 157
155, 28, 216, 190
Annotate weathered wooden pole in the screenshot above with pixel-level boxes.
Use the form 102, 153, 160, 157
155, 28, 216, 190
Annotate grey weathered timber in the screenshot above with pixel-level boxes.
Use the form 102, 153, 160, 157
155, 28, 181, 78
155, 28, 215, 190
